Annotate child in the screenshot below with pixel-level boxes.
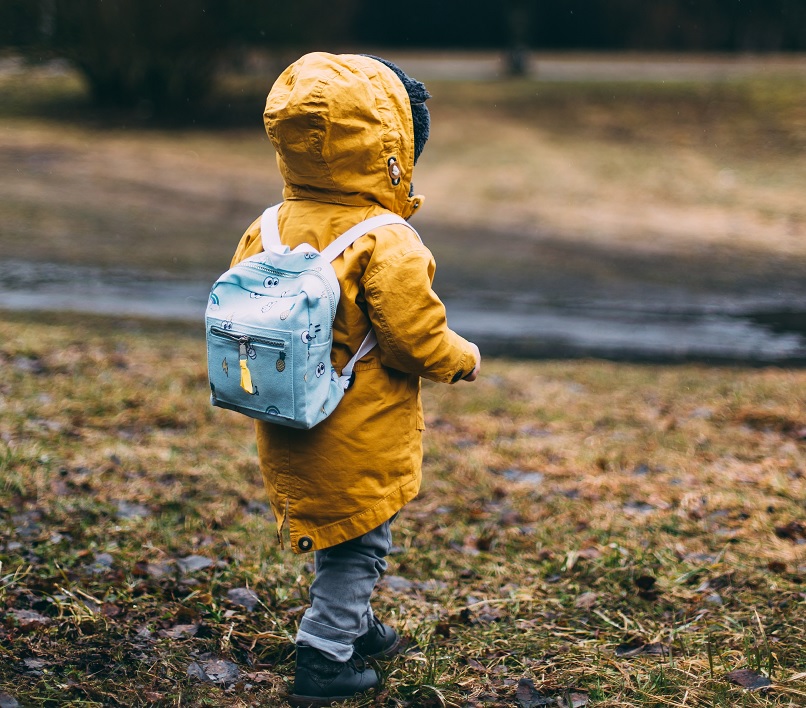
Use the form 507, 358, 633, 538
229, 52, 481, 705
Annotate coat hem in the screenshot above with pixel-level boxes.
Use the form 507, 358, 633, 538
289, 473, 420, 554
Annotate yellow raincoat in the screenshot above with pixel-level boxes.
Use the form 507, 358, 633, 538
230, 52, 476, 553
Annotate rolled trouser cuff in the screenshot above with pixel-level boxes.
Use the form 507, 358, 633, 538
297, 617, 358, 663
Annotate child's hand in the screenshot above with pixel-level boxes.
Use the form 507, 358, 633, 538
463, 342, 481, 382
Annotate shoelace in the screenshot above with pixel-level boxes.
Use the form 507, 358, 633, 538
348, 652, 368, 674
367, 614, 388, 641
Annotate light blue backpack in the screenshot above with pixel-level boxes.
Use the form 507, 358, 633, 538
206, 204, 418, 429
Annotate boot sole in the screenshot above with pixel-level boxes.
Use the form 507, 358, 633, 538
288, 689, 372, 707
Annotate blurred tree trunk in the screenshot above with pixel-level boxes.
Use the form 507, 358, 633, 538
504, 0, 533, 76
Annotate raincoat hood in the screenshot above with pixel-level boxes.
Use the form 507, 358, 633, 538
264, 52, 424, 219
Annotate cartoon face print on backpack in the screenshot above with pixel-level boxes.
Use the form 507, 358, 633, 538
301, 324, 322, 344
263, 276, 280, 288
315, 362, 326, 378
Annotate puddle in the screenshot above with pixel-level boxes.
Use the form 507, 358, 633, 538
1, 260, 804, 365
448, 300, 806, 364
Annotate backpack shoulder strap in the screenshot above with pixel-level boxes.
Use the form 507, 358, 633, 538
320, 212, 420, 263
260, 205, 419, 259
260, 204, 284, 254
328, 212, 421, 388
339, 329, 378, 390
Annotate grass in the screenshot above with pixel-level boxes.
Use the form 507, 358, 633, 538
1, 311, 804, 706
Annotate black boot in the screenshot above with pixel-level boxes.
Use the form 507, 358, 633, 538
289, 645, 378, 706
354, 615, 403, 660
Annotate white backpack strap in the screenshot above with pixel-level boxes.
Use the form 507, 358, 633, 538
261, 205, 417, 259
339, 329, 378, 390
260, 204, 284, 254
320, 213, 420, 263
327, 212, 420, 387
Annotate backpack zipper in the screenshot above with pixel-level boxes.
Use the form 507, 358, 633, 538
209, 326, 285, 349
210, 326, 286, 394
241, 261, 338, 328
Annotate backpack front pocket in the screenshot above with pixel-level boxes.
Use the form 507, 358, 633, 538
207, 326, 294, 421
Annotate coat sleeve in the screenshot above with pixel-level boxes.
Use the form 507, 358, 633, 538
362, 233, 477, 384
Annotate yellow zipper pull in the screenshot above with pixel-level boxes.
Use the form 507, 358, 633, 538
239, 338, 254, 394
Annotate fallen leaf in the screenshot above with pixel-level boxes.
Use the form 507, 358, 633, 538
515, 678, 553, 708
615, 640, 669, 658
684, 552, 718, 564
199, 657, 240, 684
577, 547, 602, 561
557, 691, 589, 708
725, 668, 772, 691
13, 356, 45, 374
623, 501, 656, 514
160, 623, 199, 639
463, 657, 487, 672
0, 692, 20, 708
145, 561, 174, 579
574, 592, 598, 610
187, 661, 209, 682
101, 603, 122, 618
177, 555, 213, 573
227, 587, 260, 611
115, 500, 151, 519
501, 469, 545, 485
6, 609, 51, 629
639, 642, 668, 656
244, 671, 275, 683
381, 575, 414, 592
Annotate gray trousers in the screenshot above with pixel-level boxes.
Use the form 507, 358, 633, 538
295, 517, 393, 662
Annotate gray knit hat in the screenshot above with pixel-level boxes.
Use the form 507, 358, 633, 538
362, 55, 431, 165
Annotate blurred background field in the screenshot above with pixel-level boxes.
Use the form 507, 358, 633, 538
2, 50, 805, 361
2, 52, 805, 272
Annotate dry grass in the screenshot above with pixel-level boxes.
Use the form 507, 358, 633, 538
421, 76, 806, 259
1, 312, 804, 706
